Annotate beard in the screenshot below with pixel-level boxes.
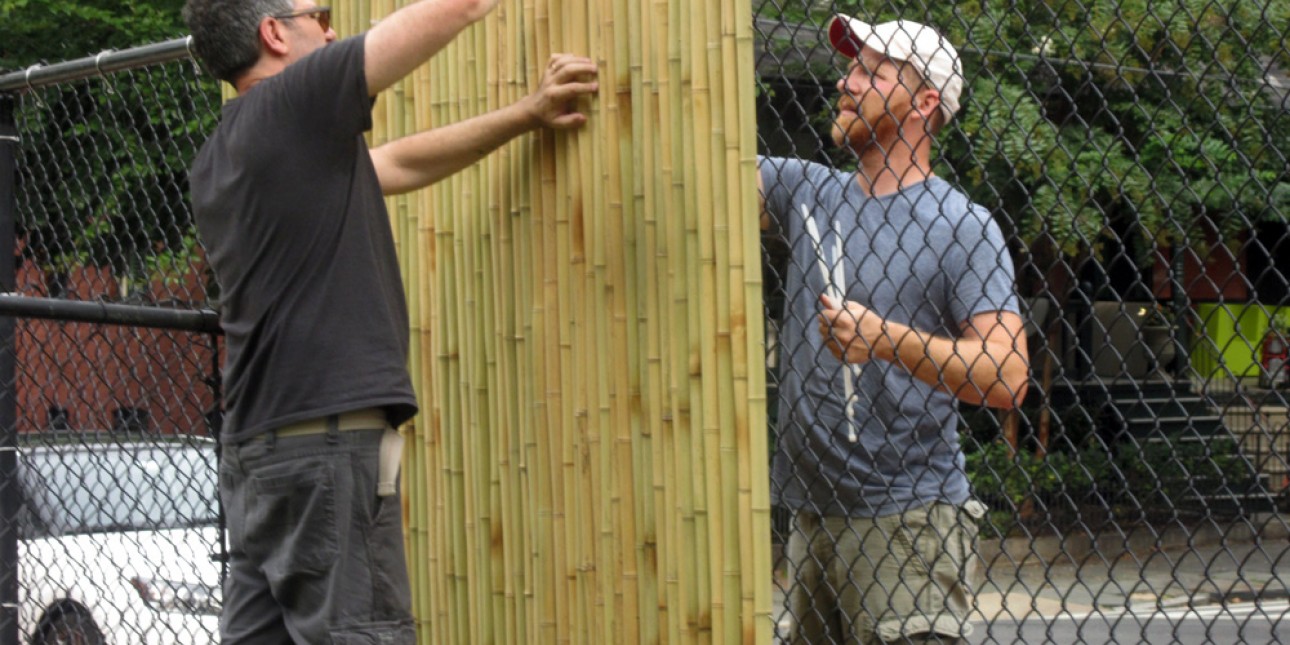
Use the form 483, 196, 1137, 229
830, 100, 909, 154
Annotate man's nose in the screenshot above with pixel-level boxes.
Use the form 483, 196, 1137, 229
837, 77, 852, 98
838, 78, 863, 100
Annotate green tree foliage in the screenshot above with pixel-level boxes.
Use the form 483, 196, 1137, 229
0, 0, 189, 71
758, 0, 1290, 282
1, 0, 219, 298
967, 431, 1258, 533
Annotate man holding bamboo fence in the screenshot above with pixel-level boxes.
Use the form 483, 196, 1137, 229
182, 0, 596, 641
759, 14, 1030, 645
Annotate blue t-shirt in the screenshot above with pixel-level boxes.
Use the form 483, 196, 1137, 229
760, 156, 1020, 517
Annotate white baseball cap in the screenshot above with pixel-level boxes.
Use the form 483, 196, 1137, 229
828, 16, 964, 123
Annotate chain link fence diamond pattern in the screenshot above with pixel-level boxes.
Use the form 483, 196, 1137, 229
756, 1, 1289, 643
1, 42, 223, 645
1, 2, 1289, 642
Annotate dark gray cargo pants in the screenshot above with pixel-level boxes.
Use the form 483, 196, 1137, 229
219, 426, 415, 644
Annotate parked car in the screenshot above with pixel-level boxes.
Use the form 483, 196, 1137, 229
15, 435, 222, 644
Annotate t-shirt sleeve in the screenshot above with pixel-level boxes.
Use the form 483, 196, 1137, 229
270, 34, 373, 138
945, 204, 1021, 325
758, 156, 806, 241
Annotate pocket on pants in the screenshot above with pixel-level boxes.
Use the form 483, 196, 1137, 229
246, 459, 340, 577
331, 620, 416, 645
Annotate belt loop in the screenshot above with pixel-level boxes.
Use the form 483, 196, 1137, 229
326, 414, 340, 444
265, 429, 276, 449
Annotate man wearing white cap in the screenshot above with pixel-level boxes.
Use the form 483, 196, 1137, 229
759, 14, 1030, 644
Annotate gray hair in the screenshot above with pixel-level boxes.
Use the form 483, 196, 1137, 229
183, 0, 294, 83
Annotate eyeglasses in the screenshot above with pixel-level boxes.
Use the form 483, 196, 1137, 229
272, 6, 331, 32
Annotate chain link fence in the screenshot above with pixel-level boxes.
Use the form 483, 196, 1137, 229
2, 1, 1290, 642
756, 0, 1290, 643
0, 40, 223, 645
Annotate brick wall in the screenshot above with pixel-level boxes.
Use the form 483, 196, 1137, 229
12, 256, 219, 437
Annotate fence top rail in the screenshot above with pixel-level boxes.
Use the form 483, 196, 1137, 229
0, 293, 221, 334
0, 36, 198, 93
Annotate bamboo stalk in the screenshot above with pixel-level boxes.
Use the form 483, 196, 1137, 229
718, 0, 770, 641
599, 0, 642, 641
489, 8, 525, 644
632, 1, 667, 642
671, 0, 711, 639
652, 1, 685, 642
514, 4, 556, 644
414, 44, 447, 641
683, 0, 728, 641
616, 0, 657, 639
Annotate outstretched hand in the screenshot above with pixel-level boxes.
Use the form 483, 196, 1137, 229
525, 54, 599, 130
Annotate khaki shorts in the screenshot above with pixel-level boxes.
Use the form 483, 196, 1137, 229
783, 502, 984, 644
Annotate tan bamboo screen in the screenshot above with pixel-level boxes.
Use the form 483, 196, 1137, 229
342, 0, 770, 642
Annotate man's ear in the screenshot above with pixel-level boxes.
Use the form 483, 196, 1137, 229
258, 16, 291, 57
912, 87, 942, 124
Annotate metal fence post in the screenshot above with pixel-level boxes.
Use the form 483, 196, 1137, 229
1171, 245, 1190, 379
0, 91, 20, 645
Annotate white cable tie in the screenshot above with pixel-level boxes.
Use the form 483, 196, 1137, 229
800, 204, 858, 443
94, 50, 116, 94
832, 219, 860, 442
23, 64, 45, 107
23, 64, 39, 92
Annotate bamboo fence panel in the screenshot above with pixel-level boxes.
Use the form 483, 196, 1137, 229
342, 0, 769, 641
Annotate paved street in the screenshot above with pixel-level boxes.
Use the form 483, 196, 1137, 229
968, 600, 1290, 644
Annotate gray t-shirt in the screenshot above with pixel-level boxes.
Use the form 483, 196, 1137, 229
760, 156, 1019, 518
190, 35, 417, 443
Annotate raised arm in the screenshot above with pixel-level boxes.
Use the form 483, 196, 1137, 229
818, 295, 1030, 409
370, 54, 598, 195
363, 0, 500, 96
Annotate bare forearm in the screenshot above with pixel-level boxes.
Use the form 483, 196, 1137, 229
364, 0, 495, 95
879, 321, 1029, 409
372, 101, 537, 195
